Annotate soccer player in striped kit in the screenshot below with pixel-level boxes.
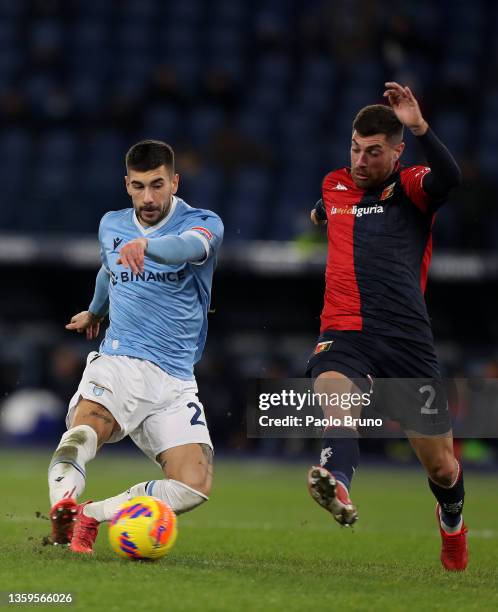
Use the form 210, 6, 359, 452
306, 83, 468, 570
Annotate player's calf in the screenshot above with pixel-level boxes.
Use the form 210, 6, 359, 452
77, 478, 209, 530
76, 443, 213, 529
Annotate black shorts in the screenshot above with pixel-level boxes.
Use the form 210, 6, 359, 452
306, 330, 450, 435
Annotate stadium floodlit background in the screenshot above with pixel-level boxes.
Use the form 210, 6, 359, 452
0, 0, 497, 466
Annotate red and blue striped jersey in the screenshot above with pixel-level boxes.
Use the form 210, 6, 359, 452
320, 163, 439, 341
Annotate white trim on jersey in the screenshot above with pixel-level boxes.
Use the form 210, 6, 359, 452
182, 230, 210, 265
132, 196, 178, 235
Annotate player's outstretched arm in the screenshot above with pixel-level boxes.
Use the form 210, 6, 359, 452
383, 81, 428, 135
414, 129, 462, 197
384, 81, 461, 197
117, 233, 207, 273
146, 233, 207, 265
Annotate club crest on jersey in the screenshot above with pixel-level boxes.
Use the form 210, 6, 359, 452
92, 385, 105, 397
191, 226, 213, 241
313, 341, 334, 355
380, 182, 395, 201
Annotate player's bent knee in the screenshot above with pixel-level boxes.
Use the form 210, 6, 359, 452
427, 456, 457, 487
159, 479, 209, 515
158, 443, 213, 498
168, 470, 212, 498
179, 478, 210, 507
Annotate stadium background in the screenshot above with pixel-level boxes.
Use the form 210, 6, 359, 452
0, 0, 497, 467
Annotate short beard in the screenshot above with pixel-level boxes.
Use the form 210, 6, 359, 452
351, 173, 373, 189
137, 198, 171, 226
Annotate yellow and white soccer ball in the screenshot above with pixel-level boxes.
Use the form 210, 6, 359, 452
108, 495, 177, 560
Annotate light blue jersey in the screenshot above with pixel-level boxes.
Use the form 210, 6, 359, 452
97, 196, 223, 380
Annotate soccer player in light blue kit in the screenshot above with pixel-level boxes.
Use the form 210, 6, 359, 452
47, 140, 223, 553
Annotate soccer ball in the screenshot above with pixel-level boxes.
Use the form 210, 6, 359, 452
108, 496, 177, 560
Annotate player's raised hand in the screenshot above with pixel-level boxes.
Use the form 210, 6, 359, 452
117, 237, 148, 275
65, 311, 103, 340
383, 82, 428, 136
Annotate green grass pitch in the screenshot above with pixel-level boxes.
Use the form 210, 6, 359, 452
1, 449, 497, 611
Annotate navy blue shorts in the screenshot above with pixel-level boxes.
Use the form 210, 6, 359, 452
306, 330, 450, 435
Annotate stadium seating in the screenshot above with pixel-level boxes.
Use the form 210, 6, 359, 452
0, 0, 495, 249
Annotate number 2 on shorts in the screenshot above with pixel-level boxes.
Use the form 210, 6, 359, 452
188, 401, 206, 426
419, 384, 437, 415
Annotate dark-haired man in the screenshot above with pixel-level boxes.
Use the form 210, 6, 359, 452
48, 140, 223, 553
307, 83, 468, 570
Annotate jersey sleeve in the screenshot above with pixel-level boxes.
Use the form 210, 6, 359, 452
181, 211, 224, 265
400, 166, 434, 214
312, 198, 327, 222
98, 213, 112, 272
88, 265, 110, 316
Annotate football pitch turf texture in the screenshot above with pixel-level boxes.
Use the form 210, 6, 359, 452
1, 450, 497, 611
